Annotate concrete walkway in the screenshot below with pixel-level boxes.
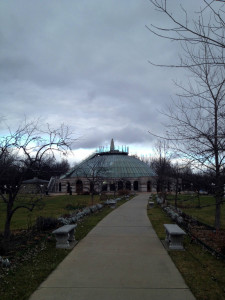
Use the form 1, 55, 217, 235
29, 194, 195, 300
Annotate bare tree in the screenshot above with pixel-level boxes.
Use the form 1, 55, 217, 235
147, 0, 225, 67
150, 41, 225, 229
75, 154, 107, 205
147, 1, 225, 229
150, 140, 173, 198
0, 119, 75, 248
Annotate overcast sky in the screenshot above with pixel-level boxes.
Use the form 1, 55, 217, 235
0, 0, 204, 163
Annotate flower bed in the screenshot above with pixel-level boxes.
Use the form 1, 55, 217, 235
161, 204, 225, 258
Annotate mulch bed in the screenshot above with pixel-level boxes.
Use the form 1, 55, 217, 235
163, 204, 225, 257
190, 226, 225, 255
0, 229, 52, 277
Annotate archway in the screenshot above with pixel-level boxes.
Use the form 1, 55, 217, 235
67, 182, 71, 193
90, 181, 94, 193
133, 181, 139, 191
118, 181, 123, 190
102, 183, 107, 192
147, 181, 151, 192
110, 183, 115, 191
76, 180, 83, 193
126, 181, 131, 190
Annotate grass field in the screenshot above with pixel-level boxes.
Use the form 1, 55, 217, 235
166, 193, 225, 229
0, 194, 131, 300
148, 200, 225, 300
0, 194, 102, 232
2, 192, 225, 300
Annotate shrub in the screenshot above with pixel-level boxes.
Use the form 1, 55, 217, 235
118, 189, 130, 196
100, 193, 108, 201
80, 191, 89, 195
36, 216, 59, 231
65, 204, 86, 210
219, 241, 225, 255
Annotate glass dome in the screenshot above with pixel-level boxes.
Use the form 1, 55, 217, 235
62, 151, 155, 179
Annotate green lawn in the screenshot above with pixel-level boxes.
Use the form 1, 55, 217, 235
167, 194, 225, 229
0, 194, 101, 232
148, 200, 225, 300
0, 195, 131, 300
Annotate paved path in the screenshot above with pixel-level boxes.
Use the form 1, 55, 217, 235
30, 194, 195, 300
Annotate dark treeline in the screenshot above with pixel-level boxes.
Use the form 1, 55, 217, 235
139, 153, 221, 195
0, 154, 70, 190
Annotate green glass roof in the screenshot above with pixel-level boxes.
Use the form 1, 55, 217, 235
62, 152, 155, 179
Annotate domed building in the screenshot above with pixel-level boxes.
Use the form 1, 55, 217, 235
59, 139, 156, 194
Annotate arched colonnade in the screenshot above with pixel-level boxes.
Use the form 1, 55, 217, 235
64, 179, 153, 193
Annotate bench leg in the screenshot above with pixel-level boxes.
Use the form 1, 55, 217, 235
165, 230, 184, 250
169, 235, 184, 250
54, 233, 70, 249
165, 231, 170, 244
68, 228, 76, 242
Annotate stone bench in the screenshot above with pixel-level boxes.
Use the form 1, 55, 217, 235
105, 199, 117, 208
52, 224, 77, 249
164, 224, 186, 250
148, 201, 154, 208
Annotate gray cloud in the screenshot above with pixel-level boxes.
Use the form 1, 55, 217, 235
0, 0, 199, 160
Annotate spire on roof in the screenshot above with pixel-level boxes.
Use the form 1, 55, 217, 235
110, 138, 115, 151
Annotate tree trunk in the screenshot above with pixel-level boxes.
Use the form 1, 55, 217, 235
2, 203, 13, 253
3, 192, 14, 245
214, 178, 223, 230
215, 199, 221, 230
3, 216, 11, 243
214, 99, 221, 230
197, 191, 200, 208
175, 179, 178, 210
